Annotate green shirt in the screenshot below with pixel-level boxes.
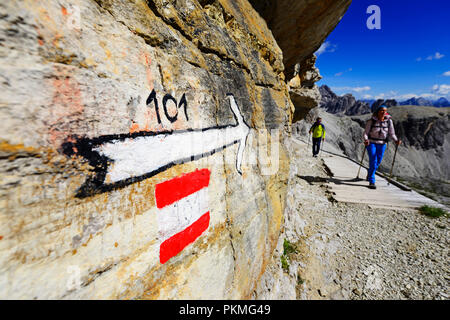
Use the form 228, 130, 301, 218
310, 123, 326, 139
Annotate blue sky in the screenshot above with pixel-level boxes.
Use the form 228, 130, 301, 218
315, 0, 450, 101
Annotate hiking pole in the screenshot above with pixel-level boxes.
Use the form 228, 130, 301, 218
307, 132, 311, 149
356, 145, 366, 181
319, 138, 324, 156
388, 142, 399, 182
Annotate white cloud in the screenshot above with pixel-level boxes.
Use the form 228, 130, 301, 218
328, 86, 450, 100
373, 89, 450, 101
331, 86, 371, 93
316, 41, 337, 56
334, 68, 352, 77
353, 86, 371, 93
432, 84, 450, 95
315, 42, 329, 56
417, 52, 445, 61
443, 71, 450, 76
370, 91, 443, 101
397, 94, 416, 100
396, 93, 433, 100
425, 52, 445, 61
375, 91, 397, 99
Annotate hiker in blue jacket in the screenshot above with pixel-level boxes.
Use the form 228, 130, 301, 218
309, 117, 326, 157
363, 105, 401, 189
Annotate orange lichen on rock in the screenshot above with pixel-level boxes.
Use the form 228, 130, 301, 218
0, 141, 38, 154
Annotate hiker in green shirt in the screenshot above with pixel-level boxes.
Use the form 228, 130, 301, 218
309, 117, 326, 157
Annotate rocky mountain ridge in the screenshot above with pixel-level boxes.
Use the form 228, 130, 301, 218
400, 97, 450, 107
319, 85, 371, 115
319, 85, 450, 116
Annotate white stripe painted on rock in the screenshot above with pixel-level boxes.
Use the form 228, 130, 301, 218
92, 95, 250, 183
156, 187, 209, 243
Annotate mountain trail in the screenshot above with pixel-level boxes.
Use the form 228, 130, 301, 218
255, 135, 449, 300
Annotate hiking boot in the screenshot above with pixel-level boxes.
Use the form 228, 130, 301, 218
368, 182, 376, 189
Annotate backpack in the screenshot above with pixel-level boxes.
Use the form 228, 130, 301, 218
367, 117, 392, 143
310, 123, 325, 138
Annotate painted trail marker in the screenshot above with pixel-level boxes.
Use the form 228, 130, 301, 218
64, 94, 250, 197
155, 168, 211, 264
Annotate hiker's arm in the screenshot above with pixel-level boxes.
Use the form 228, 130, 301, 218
363, 120, 371, 145
389, 119, 401, 145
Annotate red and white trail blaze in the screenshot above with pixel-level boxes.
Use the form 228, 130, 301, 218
155, 168, 211, 264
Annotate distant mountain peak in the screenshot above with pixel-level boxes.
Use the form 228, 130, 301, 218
434, 97, 450, 107
399, 97, 433, 106
319, 85, 370, 116
319, 85, 450, 115
399, 96, 449, 107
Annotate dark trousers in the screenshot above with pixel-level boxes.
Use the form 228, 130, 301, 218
312, 137, 322, 156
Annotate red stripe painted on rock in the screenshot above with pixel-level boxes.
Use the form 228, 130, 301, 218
155, 168, 210, 209
159, 211, 210, 264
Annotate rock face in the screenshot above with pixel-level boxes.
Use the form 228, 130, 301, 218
250, 0, 352, 123
371, 98, 398, 111
289, 55, 322, 122
319, 85, 371, 116
0, 0, 350, 299
249, 0, 352, 78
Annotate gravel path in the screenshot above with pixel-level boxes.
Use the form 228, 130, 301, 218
255, 136, 449, 300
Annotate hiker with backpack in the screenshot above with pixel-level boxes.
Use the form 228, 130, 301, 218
309, 117, 326, 157
364, 105, 401, 189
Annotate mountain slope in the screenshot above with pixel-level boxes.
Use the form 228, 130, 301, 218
294, 106, 450, 205
319, 85, 450, 115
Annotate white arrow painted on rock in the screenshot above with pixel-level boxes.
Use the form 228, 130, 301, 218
93, 94, 250, 183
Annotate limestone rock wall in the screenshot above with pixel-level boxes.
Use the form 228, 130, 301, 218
0, 0, 349, 299
250, 0, 352, 122
0, 0, 290, 299
250, 0, 352, 78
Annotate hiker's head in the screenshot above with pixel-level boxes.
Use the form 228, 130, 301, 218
375, 105, 388, 119
316, 117, 322, 123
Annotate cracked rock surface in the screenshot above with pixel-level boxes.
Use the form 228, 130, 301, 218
0, 0, 292, 299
